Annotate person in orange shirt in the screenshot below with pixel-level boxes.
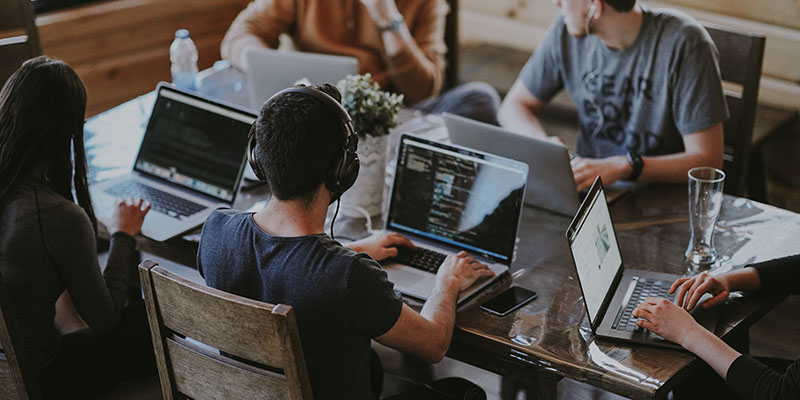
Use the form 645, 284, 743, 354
222, 0, 501, 124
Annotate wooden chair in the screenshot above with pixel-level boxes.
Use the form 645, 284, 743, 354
139, 259, 313, 400
443, 0, 460, 91
704, 24, 765, 197
0, 0, 41, 87
0, 272, 42, 400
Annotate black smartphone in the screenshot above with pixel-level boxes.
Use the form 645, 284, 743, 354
480, 286, 537, 316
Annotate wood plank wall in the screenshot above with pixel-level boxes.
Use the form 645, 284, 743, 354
36, 0, 250, 117
460, 0, 800, 112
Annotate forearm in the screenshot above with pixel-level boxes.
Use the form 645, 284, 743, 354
220, 0, 286, 72
417, 281, 460, 359
751, 254, 800, 294
497, 101, 549, 140
682, 325, 742, 378
723, 267, 762, 293
638, 150, 722, 183
383, 29, 443, 103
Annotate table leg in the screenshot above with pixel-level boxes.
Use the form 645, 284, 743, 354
499, 370, 561, 400
533, 370, 561, 400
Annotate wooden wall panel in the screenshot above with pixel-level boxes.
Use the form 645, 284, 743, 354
36, 0, 250, 116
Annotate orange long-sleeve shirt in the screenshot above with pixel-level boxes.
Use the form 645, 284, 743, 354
221, 0, 447, 104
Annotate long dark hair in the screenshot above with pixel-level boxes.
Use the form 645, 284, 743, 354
0, 56, 96, 231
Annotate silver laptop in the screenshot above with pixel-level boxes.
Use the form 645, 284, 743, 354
444, 113, 579, 216
381, 135, 528, 304
245, 47, 358, 110
566, 177, 717, 348
91, 83, 255, 242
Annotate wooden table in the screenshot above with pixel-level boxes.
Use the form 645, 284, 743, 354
87, 66, 800, 400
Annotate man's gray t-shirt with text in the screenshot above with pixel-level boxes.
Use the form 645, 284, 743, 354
521, 8, 729, 158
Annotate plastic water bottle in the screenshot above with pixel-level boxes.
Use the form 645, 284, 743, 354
170, 29, 198, 91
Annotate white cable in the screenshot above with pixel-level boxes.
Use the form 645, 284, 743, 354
340, 204, 376, 235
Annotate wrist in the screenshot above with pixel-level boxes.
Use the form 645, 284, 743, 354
623, 152, 644, 181
680, 322, 711, 350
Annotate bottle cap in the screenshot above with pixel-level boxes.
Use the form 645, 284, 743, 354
175, 29, 190, 39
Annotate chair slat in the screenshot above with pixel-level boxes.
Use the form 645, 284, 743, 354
151, 268, 286, 368
166, 337, 291, 400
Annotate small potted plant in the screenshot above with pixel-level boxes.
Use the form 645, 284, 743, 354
337, 73, 403, 216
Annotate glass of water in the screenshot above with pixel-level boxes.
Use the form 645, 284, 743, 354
685, 167, 725, 268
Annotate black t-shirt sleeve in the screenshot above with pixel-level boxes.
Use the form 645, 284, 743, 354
751, 254, 800, 295
727, 355, 800, 400
345, 255, 403, 338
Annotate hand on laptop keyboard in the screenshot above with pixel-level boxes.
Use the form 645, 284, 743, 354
348, 231, 417, 261
436, 252, 495, 293
632, 297, 698, 347
108, 197, 151, 237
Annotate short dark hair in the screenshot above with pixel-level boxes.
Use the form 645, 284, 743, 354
604, 0, 636, 12
255, 83, 347, 203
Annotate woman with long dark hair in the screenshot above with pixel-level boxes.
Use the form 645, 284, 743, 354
0, 56, 155, 398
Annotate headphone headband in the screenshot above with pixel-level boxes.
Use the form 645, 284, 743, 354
247, 85, 360, 200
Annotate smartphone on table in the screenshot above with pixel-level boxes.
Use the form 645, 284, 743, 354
480, 286, 537, 316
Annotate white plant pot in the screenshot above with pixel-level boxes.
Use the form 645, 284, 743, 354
340, 134, 388, 217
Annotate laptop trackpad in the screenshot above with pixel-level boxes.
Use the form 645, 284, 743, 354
386, 268, 426, 288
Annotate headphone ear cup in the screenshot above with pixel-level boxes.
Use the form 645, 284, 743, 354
247, 126, 267, 182
326, 148, 359, 197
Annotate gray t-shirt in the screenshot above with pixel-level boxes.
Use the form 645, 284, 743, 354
521, 8, 729, 158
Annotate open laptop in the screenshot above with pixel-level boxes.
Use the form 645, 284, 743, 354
566, 177, 717, 348
91, 83, 255, 241
380, 135, 528, 304
245, 47, 358, 110
444, 113, 630, 216
445, 113, 578, 216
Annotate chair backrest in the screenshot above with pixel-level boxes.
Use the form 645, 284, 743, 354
0, 272, 41, 400
704, 24, 765, 197
138, 259, 313, 400
443, 0, 459, 91
0, 0, 42, 87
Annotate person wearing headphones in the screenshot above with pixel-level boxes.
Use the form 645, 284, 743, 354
634, 254, 800, 399
221, 0, 501, 125
498, 0, 728, 191
197, 84, 494, 399
0, 57, 155, 398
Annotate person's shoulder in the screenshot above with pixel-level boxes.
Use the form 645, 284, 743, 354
30, 184, 91, 232
204, 208, 250, 229
648, 8, 714, 49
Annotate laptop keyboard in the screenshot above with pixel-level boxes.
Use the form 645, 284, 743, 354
394, 247, 448, 273
104, 181, 207, 219
611, 277, 674, 332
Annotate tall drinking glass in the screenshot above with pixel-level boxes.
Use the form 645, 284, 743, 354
685, 167, 725, 268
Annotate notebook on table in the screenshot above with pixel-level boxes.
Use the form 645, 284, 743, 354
380, 135, 528, 304
90, 83, 255, 241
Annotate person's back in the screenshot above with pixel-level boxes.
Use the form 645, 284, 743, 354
0, 56, 154, 399
198, 210, 401, 399
0, 181, 88, 371
198, 83, 494, 399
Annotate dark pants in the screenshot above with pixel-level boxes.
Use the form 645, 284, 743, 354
37, 301, 156, 399
414, 82, 501, 126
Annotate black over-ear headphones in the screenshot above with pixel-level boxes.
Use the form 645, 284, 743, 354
247, 86, 360, 201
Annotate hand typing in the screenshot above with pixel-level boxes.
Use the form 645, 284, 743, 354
436, 251, 495, 293
108, 197, 150, 237
670, 272, 731, 311
348, 231, 416, 261
571, 155, 630, 192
